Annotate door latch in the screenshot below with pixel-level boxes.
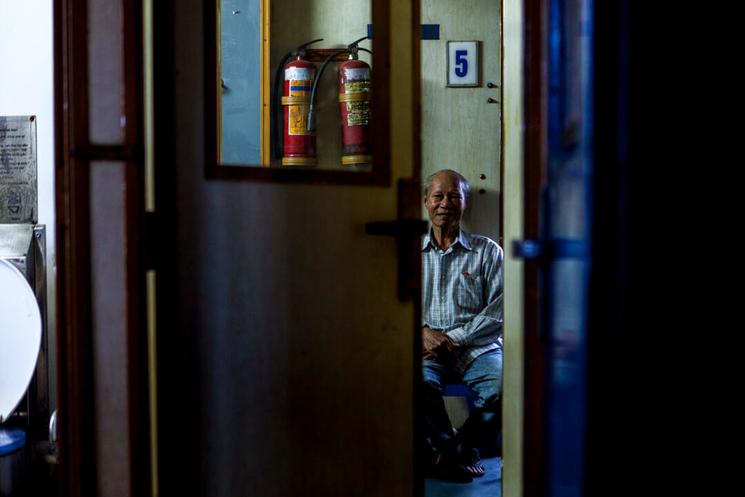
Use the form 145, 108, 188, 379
365, 219, 428, 302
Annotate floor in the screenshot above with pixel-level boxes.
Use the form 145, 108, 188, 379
424, 456, 501, 497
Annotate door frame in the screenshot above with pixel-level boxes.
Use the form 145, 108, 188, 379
503, 0, 546, 496
54, 0, 152, 495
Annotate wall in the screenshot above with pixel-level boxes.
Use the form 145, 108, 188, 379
420, 0, 502, 243
0, 0, 56, 410
220, 0, 262, 164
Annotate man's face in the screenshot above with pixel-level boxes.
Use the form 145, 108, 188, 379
424, 172, 467, 231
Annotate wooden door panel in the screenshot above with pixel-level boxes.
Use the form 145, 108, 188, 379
154, 1, 422, 496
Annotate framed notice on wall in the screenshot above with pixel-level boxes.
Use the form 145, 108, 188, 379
0, 116, 37, 224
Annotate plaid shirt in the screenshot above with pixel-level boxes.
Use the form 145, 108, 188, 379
422, 229, 504, 374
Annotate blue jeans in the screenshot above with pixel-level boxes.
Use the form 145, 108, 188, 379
422, 349, 503, 458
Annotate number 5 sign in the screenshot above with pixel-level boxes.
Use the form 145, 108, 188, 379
447, 41, 480, 87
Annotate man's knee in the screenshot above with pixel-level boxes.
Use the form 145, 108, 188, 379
465, 371, 502, 409
463, 351, 502, 402
467, 377, 500, 411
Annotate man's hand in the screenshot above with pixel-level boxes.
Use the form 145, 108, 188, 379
422, 326, 456, 360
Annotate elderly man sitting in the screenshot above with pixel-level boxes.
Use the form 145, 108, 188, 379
420, 169, 504, 483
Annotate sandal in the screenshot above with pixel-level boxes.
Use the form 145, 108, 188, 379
458, 446, 485, 478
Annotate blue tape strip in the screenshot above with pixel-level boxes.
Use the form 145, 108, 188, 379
421, 24, 440, 40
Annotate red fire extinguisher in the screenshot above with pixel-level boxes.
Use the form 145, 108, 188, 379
338, 42, 372, 166
273, 39, 323, 166
308, 36, 372, 166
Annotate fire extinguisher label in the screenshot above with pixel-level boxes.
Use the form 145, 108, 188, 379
285, 68, 313, 136
345, 81, 371, 94
285, 67, 313, 84
346, 101, 370, 126
289, 104, 310, 136
288, 80, 312, 98
344, 67, 371, 83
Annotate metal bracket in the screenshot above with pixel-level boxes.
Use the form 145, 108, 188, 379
512, 239, 545, 260
512, 238, 588, 261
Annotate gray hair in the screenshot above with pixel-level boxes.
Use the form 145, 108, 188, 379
422, 169, 471, 202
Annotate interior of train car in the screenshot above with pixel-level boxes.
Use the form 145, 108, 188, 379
1, 1, 706, 496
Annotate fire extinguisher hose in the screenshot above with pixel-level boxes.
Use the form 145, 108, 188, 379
307, 37, 372, 133
307, 49, 348, 132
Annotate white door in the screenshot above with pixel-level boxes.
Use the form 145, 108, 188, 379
421, 0, 503, 243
